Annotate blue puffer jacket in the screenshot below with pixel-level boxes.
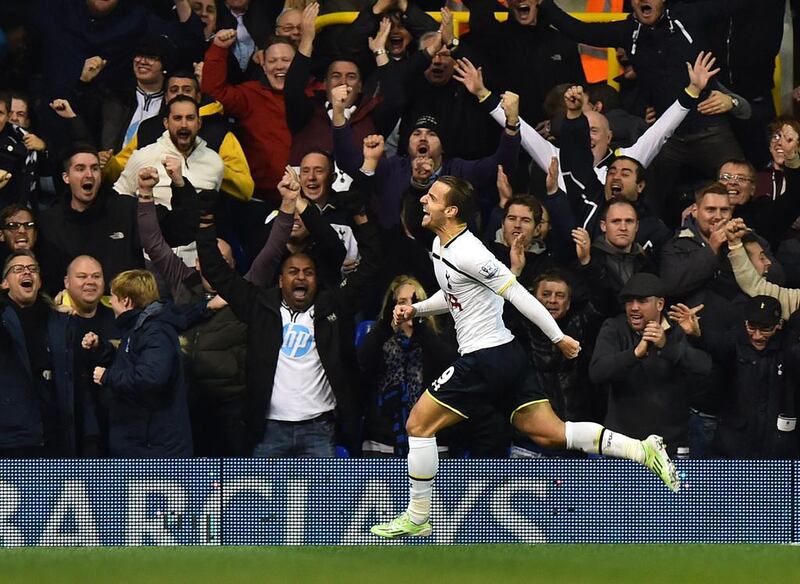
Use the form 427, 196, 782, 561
101, 301, 192, 458
0, 300, 76, 454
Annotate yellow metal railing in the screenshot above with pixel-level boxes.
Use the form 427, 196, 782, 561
315, 11, 783, 114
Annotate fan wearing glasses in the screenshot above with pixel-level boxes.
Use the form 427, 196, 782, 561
0, 250, 79, 458
718, 156, 800, 250
0, 204, 37, 261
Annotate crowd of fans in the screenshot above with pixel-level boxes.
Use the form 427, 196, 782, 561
0, 0, 799, 460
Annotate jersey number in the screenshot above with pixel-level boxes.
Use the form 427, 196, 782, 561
430, 366, 455, 393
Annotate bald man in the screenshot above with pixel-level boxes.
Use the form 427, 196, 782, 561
65, 255, 120, 457
275, 8, 302, 45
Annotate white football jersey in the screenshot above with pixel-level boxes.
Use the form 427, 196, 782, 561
431, 229, 515, 354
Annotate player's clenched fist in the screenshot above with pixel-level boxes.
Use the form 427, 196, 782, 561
393, 304, 416, 327
556, 335, 581, 359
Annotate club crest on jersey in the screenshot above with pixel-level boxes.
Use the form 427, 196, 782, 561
479, 261, 499, 280
446, 293, 463, 311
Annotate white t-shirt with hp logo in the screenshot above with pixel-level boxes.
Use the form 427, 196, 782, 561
268, 303, 336, 421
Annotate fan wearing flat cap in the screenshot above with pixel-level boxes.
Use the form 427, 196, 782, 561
669, 294, 800, 458
590, 273, 712, 456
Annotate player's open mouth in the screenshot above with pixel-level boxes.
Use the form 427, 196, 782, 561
417, 144, 429, 155
292, 285, 307, 300
629, 314, 643, 325
177, 129, 192, 140
516, 3, 531, 18
610, 183, 623, 195
81, 181, 95, 193
20, 277, 33, 290
640, 3, 653, 16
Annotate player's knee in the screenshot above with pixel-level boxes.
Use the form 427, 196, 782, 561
406, 414, 436, 438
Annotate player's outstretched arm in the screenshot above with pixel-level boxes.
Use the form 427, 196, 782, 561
500, 281, 582, 359
412, 289, 450, 317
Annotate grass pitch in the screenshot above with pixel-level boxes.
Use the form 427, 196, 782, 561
0, 545, 798, 584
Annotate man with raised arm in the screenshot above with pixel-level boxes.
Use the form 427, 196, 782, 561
452, 51, 717, 197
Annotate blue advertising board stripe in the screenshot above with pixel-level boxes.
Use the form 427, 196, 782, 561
0, 459, 792, 546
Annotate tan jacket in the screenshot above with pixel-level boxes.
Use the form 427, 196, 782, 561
729, 244, 800, 319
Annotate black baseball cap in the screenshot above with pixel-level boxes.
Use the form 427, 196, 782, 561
744, 295, 781, 328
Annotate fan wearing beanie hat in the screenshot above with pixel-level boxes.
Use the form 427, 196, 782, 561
330, 84, 521, 230
407, 114, 446, 186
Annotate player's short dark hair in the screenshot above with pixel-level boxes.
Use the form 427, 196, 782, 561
0, 92, 11, 112
165, 94, 199, 116
503, 194, 543, 225
438, 175, 475, 222
601, 196, 638, 221
611, 155, 646, 183
62, 143, 100, 171
695, 181, 730, 203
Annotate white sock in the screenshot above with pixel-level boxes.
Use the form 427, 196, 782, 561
565, 421, 645, 464
406, 436, 439, 524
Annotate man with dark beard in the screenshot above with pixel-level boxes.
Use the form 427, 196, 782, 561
113, 95, 224, 210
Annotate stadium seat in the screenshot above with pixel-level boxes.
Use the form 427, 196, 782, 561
354, 320, 375, 348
